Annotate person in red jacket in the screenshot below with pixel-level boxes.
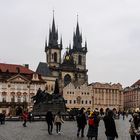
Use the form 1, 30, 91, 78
22, 111, 28, 127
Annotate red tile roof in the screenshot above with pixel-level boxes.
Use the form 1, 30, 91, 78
131, 79, 140, 87
0, 63, 34, 74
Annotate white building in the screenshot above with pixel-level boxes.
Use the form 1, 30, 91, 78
0, 63, 46, 116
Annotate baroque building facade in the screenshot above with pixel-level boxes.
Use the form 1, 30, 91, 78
0, 63, 45, 116
124, 80, 140, 112
36, 16, 88, 93
63, 82, 123, 112
90, 82, 124, 112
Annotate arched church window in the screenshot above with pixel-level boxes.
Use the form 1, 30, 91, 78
54, 52, 57, 62
78, 55, 82, 65
64, 74, 71, 86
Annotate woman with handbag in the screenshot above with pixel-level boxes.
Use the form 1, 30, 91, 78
129, 113, 140, 140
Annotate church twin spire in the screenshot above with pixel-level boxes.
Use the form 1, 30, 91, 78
45, 14, 87, 53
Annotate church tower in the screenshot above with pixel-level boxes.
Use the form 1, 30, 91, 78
69, 20, 88, 84
37, 15, 88, 94
45, 15, 62, 68
72, 21, 87, 70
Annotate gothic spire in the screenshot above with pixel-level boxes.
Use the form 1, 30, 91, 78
73, 16, 82, 51
52, 12, 56, 33
48, 11, 58, 48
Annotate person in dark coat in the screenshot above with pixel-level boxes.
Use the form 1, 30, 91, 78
76, 108, 87, 137
103, 110, 118, 140
45, 111, 54, 135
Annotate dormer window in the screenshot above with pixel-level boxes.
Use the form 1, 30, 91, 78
32, 73, 39, 80
16, 67, 20, 73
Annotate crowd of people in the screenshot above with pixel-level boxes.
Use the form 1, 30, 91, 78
1, 108, 140, 140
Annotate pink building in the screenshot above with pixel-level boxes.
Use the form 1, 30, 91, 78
124, 80, 140, 112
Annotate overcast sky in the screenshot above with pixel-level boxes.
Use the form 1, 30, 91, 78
0, 0, 140, 87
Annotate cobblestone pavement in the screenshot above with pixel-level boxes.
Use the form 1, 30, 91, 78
0, 115, 131, 140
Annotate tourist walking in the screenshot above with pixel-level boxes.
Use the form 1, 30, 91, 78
22, 111, 28, 127
87, 110, 100, 140
76, 108, 87, 137
54, 111, 64, 134
45, 111, 54, 135
129, 113, 140, 140
103, 110, 118, 140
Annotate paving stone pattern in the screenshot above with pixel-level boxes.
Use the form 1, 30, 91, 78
0, 115, 132, 140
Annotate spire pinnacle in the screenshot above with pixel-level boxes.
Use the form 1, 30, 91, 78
77, 14, 78, 23
76, 14, 80, 35
53, 10, 55, 19
52, 10, 56, 33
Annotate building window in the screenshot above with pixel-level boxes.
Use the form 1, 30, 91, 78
2, 96, 6, 102
51, 86, 53, 91
54, 52, 57, 62
89, 101, 91, 104
17, 96, 21, 102
23, 95, 27, 102
82, 100, 84, 104
85, 100, 87, 104
69, 100, 72, 104
74, 100, 76, 104
78, 55, 82, 65
67, 91, 69, 94
11, 96, 15, 102
77, 96, 81, 104
65, 100, 67, 104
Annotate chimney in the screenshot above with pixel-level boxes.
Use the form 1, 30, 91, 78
23, 64, 29, 69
